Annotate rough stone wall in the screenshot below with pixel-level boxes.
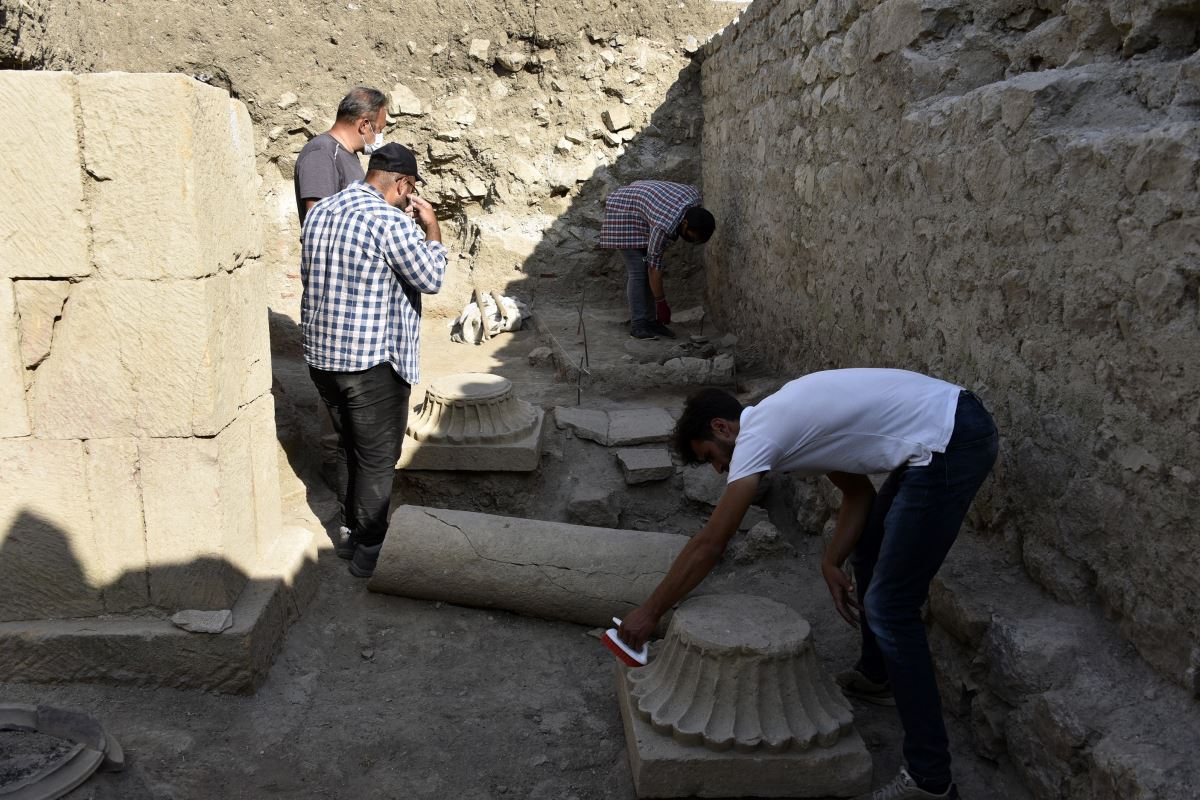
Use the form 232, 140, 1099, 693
0, 0, 743, 318
0, 71, 283, 618
700, 0, 1199, 793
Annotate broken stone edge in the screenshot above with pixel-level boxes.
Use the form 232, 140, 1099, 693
615, 663, 872, 798
0, 529, 318, 694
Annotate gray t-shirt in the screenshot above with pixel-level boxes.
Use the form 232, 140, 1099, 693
294, 132, 365, 227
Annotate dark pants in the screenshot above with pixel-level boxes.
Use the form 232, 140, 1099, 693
620, 248, 655, 325
309, 363, 411, 548
851, 391, 998, 788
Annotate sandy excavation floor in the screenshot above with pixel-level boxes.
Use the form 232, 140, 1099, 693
1, 312, 1032, 800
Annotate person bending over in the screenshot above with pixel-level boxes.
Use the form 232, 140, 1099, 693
617, 368, 998, 800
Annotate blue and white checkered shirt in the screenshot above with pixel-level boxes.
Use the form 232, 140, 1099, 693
300, 181, 447, 384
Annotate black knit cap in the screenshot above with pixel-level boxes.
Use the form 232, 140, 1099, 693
368, 143, 424, 183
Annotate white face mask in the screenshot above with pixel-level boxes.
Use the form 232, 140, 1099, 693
362, 122, 384, 154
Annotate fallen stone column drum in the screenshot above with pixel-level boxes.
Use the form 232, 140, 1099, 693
368, 505, 688, 626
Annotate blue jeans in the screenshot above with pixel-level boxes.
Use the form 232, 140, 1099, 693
620, 248, 655, 325
851, 391, 998, 788
309, 363, 411, 547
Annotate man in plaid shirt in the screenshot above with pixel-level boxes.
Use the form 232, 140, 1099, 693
599, 180, 715, 340
301, 143, 447, 578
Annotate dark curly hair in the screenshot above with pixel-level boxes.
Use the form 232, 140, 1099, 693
672, 387, 743, 464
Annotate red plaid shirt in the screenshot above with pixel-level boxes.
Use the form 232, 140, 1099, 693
599, 181, 702, 271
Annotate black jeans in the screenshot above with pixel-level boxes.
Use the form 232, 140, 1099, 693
851, 391, 999, 788
309, 363, 411, 548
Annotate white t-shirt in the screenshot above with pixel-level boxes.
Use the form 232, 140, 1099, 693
726, 369, 963, 483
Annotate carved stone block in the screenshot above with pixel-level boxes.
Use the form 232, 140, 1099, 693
397, 373, 544, 471
616, 594, 872, 797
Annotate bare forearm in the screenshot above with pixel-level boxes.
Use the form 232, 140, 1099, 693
822, 472, 876, 568
648, 266, 665, 299
642, 537, 724, 617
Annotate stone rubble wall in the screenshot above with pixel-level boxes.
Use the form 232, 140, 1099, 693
0, 71, 282, 620
700, 0, 1199, 794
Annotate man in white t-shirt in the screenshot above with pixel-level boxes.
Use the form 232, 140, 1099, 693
617, 368, 998, 800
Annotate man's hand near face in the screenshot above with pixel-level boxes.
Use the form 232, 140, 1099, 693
407, 193, 441, 243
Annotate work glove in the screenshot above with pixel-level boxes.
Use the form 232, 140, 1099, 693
655, 298, 672, 324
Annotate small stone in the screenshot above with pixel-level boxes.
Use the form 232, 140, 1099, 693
550, 79, 566, 92
295, 106, 315, 123
602, 105, 632, 132
407, 41, 418, 54
277, 91, 298, 109
170, 609, 233, 634
527, 346, 555, 367
616, 448, 674, 485
361, 648, 375, 660
555, 137, 573, 154
529, 754, 550, 767
564, 130, 586, 144
497, 51, 528, 72
469, 39, 491, 62
432, 43, 445, 55
599, 49, 618, 66
683, 35, 700, 55
466, 177, 488, 198
389, 82, 424, 116
268, 125, 284, 141
536, 49, 557, 66
601, 129, 622, 147
683, 465, 725, 507
445, 96, 477, 126
567, 484, 620, 527
618, 128, 636, 142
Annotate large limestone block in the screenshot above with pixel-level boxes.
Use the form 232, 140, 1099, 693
245, 395, 284, 566
29, 269, 271, 438
138, 393, 282, 610
0, 71, 89, 279
0, 280, 31, 437
78, 73, 261, 279
0, 439, 106, 621
369, 505, 688, 626
139, 435, 243, 610
82, 439, 150, 612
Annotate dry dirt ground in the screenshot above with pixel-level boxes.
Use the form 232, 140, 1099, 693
1, 307, 1032, 800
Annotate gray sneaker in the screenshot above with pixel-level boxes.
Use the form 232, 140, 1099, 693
348, 542, 383, 578
855, 767, 958, 800
629, 323, 657, 340
836, 667, 896, 706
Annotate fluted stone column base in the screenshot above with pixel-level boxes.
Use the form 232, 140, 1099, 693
616, 663, 872, 798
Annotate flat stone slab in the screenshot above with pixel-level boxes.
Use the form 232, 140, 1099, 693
554, 406, 610, 444
398, 408, 544, 471
608, 408, 675, 446
616, 663, 872, 798
170, 609, 234, 634
616, 448, 674, 484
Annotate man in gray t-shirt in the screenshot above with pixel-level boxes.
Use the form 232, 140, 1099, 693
294, 86, 388, 227
293, 86, 389, 532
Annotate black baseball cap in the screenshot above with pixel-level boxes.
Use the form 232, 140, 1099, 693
368, 143, 425, 183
